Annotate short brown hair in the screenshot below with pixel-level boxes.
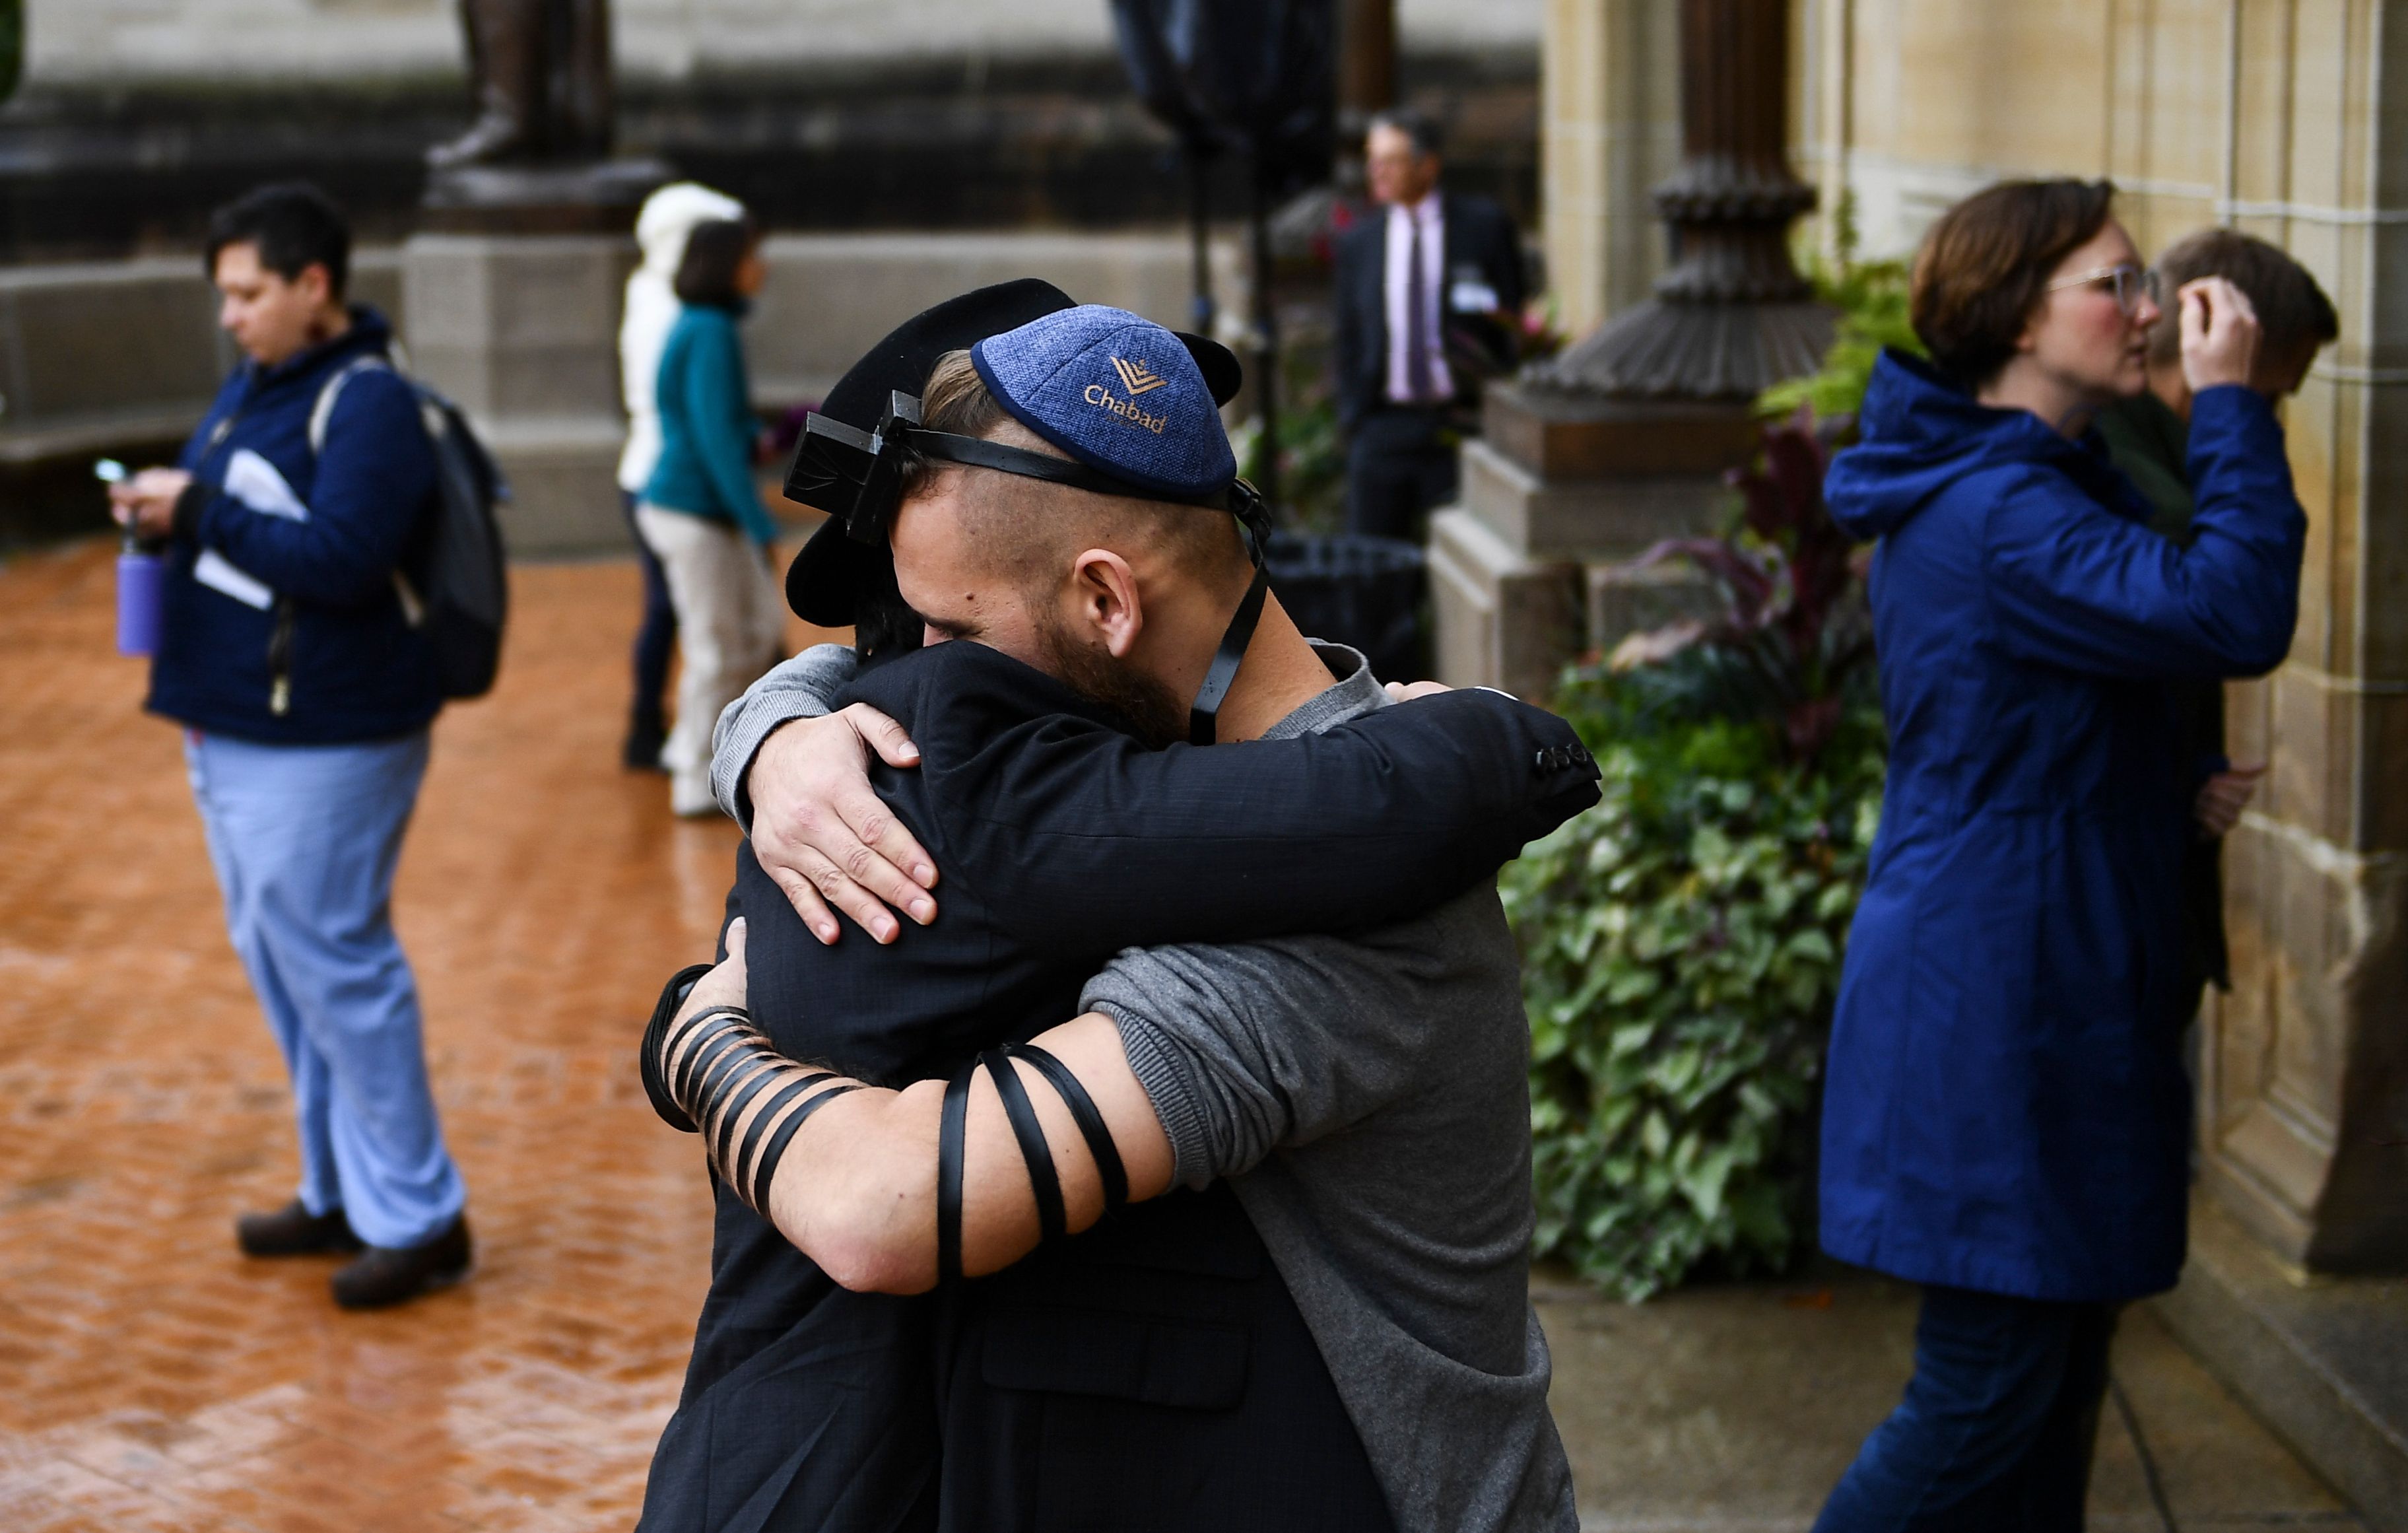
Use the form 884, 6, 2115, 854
1911, 179, 2118, 387
902, 349, 1246, 596
673, 217, 758, 308
2147, 228, 2339, 365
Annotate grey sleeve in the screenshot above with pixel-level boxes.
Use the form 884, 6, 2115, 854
1081, 937, 1425, 1190
708, 643, 861, 831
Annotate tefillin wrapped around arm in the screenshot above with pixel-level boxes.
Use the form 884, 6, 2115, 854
640, 966, 1130, 1282
639, 965, 863, 1219
937, 1045, 1131, 1284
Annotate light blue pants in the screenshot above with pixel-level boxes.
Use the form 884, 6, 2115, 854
185, 729, 467, 1248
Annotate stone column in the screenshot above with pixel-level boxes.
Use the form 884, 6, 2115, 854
1436, 0, 1827, 700
1539, 0, 1682, 341
2202, 50, 2408, 1275
402, 228, 634, 555
402, 160, 667, 557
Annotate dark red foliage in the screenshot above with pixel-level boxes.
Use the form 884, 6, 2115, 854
1605, 407, 1873, 761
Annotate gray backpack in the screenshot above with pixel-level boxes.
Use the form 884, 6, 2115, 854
314, 357, 510, 699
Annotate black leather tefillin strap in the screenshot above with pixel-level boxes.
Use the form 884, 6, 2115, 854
643, 975, 863, 1219
932, 1042, 1131, 1285
640, 963, 716, 1132
937, 1061, 974, 1284
800, 391, 1279, 747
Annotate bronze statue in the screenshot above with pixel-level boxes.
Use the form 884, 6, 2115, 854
429, 0, 615, 168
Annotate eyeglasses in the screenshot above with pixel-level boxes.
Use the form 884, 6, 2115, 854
2047, 263, 2161, 316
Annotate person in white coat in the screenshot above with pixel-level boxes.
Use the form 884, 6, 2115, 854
618, 181, 746, 770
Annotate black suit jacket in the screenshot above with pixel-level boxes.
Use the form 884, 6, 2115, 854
639, 640, 1599, 1532
1331, 191, 1527, 430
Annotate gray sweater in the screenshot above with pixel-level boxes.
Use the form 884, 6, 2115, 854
708, 644, 1578, 1532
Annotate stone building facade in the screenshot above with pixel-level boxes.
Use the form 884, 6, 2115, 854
22, 0, 1539, 84
1541, 3, 2406, 1517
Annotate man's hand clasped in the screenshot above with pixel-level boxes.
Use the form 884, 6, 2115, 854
2195, 761, 2265, 841
751, 704, 938, 944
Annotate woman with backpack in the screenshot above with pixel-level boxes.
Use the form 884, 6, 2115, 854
635, 216, 786, 817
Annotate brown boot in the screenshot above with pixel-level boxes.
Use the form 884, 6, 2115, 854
331, 1215, 473, 1309
236, 1200, 364, 1258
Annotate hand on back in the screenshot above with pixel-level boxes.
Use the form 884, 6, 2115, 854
2195, 761, 2266, 840
749, 704, 939, 944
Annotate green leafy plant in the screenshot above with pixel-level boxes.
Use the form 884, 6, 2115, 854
1508, 392, 1891, 1299
1506, 687, 1883, 1301
1235, 357, 1350, 535
1607, 412, 1875, 761
1760, 195, 1922, 424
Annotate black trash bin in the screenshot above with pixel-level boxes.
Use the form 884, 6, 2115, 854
1264, 531, 1427, 685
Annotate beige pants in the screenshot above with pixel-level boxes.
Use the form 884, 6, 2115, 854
634, 504, 784, 814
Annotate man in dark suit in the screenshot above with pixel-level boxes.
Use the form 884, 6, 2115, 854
1331, 108, 1525, 541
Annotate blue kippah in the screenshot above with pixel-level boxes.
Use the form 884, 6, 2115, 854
970, 306, 1237, 501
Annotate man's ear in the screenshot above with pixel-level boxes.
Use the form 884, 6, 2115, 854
1068, 549, 1143, 659
296, 262, 337, 312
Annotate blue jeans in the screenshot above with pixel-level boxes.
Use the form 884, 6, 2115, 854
185, 729, 467, 1248
623, 489, 679, 744
1814, 1285, 2118, 1532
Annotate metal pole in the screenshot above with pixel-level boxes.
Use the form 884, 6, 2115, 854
1249, 153, 1281, 510
1187, 146, 1217, 332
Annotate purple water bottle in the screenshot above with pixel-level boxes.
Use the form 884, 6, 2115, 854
100, 459, 164, 658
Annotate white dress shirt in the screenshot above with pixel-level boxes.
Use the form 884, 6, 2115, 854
1382, 193, 1454, 405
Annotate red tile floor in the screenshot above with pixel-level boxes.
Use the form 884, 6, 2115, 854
0, 540, 842, 1531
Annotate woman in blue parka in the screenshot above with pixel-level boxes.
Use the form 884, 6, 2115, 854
1814, 181, 2306, 1528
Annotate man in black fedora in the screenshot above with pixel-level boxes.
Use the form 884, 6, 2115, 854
633, 284, 1588, 1531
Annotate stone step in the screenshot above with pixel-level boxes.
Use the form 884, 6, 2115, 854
2155, 1192, 2408, 1532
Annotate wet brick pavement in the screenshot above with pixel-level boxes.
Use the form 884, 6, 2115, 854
0, 538, 2362, 1530
0, 539, 843, 1532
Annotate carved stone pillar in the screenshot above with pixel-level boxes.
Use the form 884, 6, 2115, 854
1436, 0, 1828, 698
1527, 0, 1830, 401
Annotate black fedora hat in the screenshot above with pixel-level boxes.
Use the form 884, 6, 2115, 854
783, 281, 1246, 628
784, 279, 1076, 627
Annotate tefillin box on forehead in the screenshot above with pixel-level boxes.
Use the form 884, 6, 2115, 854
785, 391, 926, 548
781, 300, 1274, 745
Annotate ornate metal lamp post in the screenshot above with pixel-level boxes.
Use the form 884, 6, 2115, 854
1526, 0, 1830, 401
1428, 0, 1830, 702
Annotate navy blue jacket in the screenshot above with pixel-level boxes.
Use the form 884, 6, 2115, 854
1819, 350, 2304, 1303
147, 307, 442, 745
642, 638, 1601, 1530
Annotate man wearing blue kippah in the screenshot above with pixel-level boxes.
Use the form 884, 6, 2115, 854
633, 293, 1588, 1532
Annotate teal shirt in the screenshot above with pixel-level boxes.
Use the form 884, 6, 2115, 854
644, 304, 779, 545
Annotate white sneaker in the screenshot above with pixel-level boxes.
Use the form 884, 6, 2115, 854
670, 770, 721, 819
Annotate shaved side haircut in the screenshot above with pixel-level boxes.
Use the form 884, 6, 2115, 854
902, 350, 1250, 602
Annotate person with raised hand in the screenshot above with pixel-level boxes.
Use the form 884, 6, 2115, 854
1811, 180, 2306, 1529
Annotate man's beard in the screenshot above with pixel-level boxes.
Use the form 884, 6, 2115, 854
1036, 616, 1189, 749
